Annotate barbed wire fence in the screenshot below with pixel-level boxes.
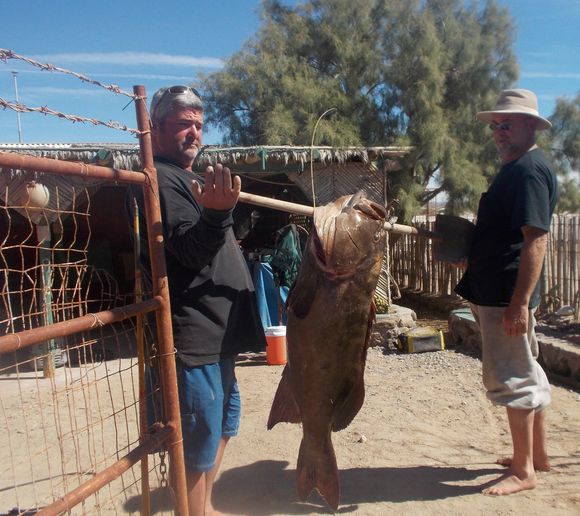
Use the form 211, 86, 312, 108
0, 48, 145, 137
0, 50, 185, 515
0, 49, 137, 98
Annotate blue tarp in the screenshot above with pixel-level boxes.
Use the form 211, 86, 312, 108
248, 260, 288, 329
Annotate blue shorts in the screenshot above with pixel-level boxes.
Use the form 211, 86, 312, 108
176, 357, 240, 472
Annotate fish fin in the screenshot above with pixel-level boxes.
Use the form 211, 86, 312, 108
333, 306, 372, 431
367, 298, 377, 344
267, 365, 302, 429
297, 435, 340, 510
287, 269, 319, 319
332, 378, 365, 431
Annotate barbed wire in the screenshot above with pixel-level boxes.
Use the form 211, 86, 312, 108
0, 97, 142, 136
0, 48, 139, 99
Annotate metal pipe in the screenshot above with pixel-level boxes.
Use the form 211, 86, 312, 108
0, 152, 147, 185
132, 196, 151, 516
11, 71, 22, 143
38, 225, 56, 378
0, 297, 162, 355
36, 424, 174, 516
133, 85, 189, 516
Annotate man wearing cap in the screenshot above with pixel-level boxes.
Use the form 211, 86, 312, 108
132, 86, 266, 514
455, 89, 557, 495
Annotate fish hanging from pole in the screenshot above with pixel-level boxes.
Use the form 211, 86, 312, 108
267, 191, 387, 510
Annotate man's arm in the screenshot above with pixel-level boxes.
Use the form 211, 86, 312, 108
503, 225, 548, 336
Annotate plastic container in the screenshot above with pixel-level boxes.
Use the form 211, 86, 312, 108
265, 326, 287, 365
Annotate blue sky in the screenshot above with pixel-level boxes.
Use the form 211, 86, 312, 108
1, 0, 578, 145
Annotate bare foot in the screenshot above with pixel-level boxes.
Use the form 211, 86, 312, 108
496, 456, 551, 472
482, 471, 537, 496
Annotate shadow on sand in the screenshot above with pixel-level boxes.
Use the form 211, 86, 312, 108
122, 459, 499, 514
210, 460, 499, 515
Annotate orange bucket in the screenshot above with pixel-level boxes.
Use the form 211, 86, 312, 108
265, 326, 287, 365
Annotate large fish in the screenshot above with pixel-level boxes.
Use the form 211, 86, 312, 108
267, 191, 387, 510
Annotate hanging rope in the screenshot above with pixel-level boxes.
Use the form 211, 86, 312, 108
309, 108, 336, 207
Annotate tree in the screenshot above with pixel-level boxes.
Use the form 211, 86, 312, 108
201, 0, 518, 222
538, 93, 580, 213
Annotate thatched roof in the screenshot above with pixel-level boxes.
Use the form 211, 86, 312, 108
0, 142, 412, 220
0, 143, 412, 175
195, 145, 411, 169
0, 143, 142, 172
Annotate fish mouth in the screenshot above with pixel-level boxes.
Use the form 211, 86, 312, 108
312, 228, 357, 279
344, 192, 387, 221
353, 200, 387, 221
312, 193, 386, 277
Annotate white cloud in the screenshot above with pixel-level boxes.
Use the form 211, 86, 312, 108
1, 68, 196, 82
92, 72, 198, 81
24, 87, 103, 96
31, 52, 224, 69
521, 71, 580, 79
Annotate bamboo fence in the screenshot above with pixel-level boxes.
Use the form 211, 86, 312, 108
390, 213, 580, 318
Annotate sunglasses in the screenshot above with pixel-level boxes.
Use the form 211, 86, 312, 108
150, 85, 202, 124
489, 121, 512, 132
165, 85, 202, 98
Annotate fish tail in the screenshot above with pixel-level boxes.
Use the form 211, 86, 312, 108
296, 435, 339, 510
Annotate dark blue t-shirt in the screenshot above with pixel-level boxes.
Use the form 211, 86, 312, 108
455, 148, 557, 308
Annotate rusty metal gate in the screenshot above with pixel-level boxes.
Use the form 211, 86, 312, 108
0, 86, 188, 515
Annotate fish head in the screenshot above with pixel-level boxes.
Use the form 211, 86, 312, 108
311, 191, 387, 278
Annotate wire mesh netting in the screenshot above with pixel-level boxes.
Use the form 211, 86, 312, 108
0, 179, 171, 514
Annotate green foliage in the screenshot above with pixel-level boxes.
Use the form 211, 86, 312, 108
373, 293, 390, 314
202, 0, 523, 221
538, 93, 580, 213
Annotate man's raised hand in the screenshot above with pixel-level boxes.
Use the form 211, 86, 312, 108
192, 163, 242, 211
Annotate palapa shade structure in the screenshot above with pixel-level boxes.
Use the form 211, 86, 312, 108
1, 143, 412, 306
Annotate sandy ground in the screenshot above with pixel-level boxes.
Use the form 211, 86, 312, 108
1, 315, 579, 515
211, 345, 580, 515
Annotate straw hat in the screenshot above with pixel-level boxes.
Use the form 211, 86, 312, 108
476, 89, 552, 130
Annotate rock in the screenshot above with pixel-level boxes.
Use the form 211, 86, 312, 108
555, 305, 575, 317
448, 309, 482, 352
370, 305, 417, 349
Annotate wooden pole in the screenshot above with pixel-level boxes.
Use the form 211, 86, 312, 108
237, 191, 433, 238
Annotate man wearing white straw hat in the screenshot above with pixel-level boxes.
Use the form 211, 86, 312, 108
455, 89, 558, 495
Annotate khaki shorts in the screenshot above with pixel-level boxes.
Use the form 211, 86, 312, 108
470, 304, 551, 410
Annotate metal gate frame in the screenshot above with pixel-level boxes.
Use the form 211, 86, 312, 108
0, 85, 189, 515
